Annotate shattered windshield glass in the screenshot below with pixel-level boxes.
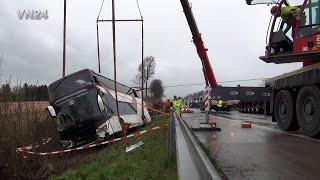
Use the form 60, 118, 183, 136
49, 69, 94, 103
54, 89, 101, 131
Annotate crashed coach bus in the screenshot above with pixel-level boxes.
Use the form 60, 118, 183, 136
46, 69, 151, 148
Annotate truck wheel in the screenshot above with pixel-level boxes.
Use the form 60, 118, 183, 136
296, 86, 320, 137
274, 90, 299, 131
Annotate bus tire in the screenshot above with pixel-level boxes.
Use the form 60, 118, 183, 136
119, 118, 128, 136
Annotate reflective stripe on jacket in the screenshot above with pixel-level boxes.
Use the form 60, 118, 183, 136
217, 100, 223, 108
281, 6, 300, 23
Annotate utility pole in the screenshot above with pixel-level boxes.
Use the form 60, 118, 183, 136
62, 0, 67, 77
141, 21, 145, 119
96, 0, 104, 74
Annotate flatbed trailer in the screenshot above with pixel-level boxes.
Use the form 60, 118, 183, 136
265, 62, 320, 136
211, 62, 320, 137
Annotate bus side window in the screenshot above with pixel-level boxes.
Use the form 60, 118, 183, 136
101, 94, 114, 118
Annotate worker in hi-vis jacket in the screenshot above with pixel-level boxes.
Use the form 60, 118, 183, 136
270, 1, 303, 38
172, 96, 182, 117
217, 99, 223, 112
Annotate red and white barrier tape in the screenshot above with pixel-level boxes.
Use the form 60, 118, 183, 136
15, 138, 52, 154
16, 124, 167, 156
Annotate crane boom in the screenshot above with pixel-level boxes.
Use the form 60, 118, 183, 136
179, 0, 218, 87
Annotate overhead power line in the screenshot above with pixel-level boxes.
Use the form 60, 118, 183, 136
163, 78, 267, 88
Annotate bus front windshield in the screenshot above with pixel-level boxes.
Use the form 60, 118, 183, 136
54, 89, 101, 131
49, 71, 94, 103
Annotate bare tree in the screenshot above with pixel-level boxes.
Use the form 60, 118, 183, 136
132, 56, 156, 97
0, 52, 4, 82
149, 79, 164, 99
0, 52, 3, 71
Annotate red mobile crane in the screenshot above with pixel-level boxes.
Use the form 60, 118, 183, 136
179, 0, 233, 111
179, 0, 217, 87
181, 0, 320, 137
232, 0, 320, 137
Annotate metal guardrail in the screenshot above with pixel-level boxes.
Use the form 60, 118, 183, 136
167, 109, 222, 180
167, 109, 176, 159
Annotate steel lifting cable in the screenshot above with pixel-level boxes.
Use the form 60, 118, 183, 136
96, 0, 146, 123
135, 0, 145, 121
135, 0, 143, 19
16, 1, 162, 157
97, 0, 105, 20
96, 0, 105, 73
96, 23, 101, 73
111, 0, 144, 120
96, 0, 119, 136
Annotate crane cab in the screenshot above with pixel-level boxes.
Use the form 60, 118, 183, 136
260, 0, 320, 66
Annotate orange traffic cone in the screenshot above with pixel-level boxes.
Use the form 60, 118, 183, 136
241, 121, 252, 128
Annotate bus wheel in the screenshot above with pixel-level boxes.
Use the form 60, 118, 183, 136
141, 115, 147, 127
274, 90, 299, 131
119, 118, 128, 136
296, 86, 320, 137
61, 140, 75, 149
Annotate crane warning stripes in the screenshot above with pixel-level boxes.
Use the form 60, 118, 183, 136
204, 86, 210, 111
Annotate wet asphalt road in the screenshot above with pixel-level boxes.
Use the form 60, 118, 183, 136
215, 111, 280, 130
183, 111, 320, 180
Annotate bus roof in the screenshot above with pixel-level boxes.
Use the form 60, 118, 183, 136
48, 69, 136, 103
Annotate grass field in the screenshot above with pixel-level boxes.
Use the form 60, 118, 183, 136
0, 99, 177, 179
50, 116, 177, 180
0, 100, 62, 179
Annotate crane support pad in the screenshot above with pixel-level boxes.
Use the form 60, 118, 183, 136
210, 87, 272, 102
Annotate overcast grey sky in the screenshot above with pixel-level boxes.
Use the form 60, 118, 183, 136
0, 0, 302, 97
